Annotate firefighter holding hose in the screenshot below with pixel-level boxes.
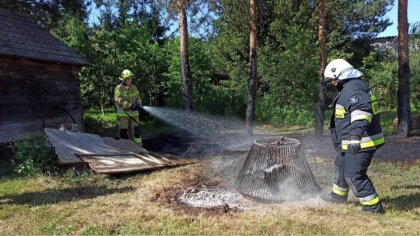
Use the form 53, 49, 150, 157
322, 59, 385, 214
114, 69, 143, 145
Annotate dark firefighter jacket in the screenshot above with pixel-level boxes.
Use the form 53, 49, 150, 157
330, 78, 384, 151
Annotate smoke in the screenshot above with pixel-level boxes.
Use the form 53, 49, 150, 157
142, 106, 335, 207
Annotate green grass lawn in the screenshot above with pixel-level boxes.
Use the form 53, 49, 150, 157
0, 160, 419, 235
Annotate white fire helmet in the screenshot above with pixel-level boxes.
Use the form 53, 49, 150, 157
324, 59, 363, 82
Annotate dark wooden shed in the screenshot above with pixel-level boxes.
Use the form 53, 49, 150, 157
0, 9, 89, 143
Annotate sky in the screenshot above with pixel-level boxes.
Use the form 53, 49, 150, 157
378, 0, 420, 37
88, 1, 420, 38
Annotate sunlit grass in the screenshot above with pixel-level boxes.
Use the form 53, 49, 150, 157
0, 160, 419, 235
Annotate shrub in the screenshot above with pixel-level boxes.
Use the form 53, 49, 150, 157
60, 167, 100, 186
12, 135, 57, 176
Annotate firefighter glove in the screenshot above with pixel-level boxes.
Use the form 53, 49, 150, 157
330, 128, 340, 151
348, 135, 361, 155
129, 101, 139, 111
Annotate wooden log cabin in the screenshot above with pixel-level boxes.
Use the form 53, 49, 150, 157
0, 9, 89, 143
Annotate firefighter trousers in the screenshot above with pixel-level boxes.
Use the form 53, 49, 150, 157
332, 150, 379, 204
117, 116, 142, 145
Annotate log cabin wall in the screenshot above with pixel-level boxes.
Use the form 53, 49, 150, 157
0, 56, 84, 143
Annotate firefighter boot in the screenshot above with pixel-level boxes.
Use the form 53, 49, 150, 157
362, 201, 385, 214
133, 126, 142, 146
119, 129, 128, 139
321, 192, 347, 204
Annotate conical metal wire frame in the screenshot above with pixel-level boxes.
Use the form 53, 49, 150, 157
235, 137, 320, 203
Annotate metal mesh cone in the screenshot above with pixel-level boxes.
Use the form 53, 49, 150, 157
235, 137, 320, 203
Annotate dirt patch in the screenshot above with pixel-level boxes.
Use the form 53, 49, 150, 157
374, 136, 420, 162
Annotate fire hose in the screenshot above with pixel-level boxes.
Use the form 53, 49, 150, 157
123, 100, 147, 126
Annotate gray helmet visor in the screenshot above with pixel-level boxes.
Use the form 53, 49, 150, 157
338, 68, 363, 80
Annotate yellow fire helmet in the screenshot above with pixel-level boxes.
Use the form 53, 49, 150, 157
120, 69, 135, 80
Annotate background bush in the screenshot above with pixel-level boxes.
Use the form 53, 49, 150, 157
12, 136, 57, 176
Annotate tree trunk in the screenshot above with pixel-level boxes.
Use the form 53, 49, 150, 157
100, 102, 105, 116
178, 6, 193, 112
246, 0, 257, 136
397, 0, 410, 137
315, 0, 327, 137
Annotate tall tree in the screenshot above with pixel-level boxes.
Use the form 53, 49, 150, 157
315, 0, 327, 137
245, 0, 257, 135
176, 0, 193, 112
397, 0, 411, 136
156, 0, 221, 111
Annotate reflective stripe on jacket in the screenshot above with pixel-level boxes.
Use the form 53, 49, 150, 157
114, 84, 141, 118
331, 78, 384, 151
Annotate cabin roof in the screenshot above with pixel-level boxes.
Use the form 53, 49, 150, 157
0, 9, 89, 66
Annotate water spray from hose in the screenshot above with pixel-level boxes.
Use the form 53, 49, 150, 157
141, 106, 256, 152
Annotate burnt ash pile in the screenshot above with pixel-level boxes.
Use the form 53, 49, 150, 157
178, 187, 254, 209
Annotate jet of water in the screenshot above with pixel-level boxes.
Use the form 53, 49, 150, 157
143, 106, 242, 138
142, 106, 256, 151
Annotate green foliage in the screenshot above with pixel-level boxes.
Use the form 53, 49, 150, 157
50, 2, 170, 110
200, 84, 247, 117
409, 34, 420, 111
362, 50, 398, 111
361, 37, 420, 113
0, 0, 88, 29
212, 0, 392, 124
325, 0, 392, 39
380, 111, 398, 134
38, 0, 405, 128
258, 26, 318, 125
257, 96, 315, 126
12, 136, 57, 176
163, 37, 246, 115
51, 15, 90, 59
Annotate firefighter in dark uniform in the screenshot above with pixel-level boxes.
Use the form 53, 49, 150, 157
322, 59, 385, 214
